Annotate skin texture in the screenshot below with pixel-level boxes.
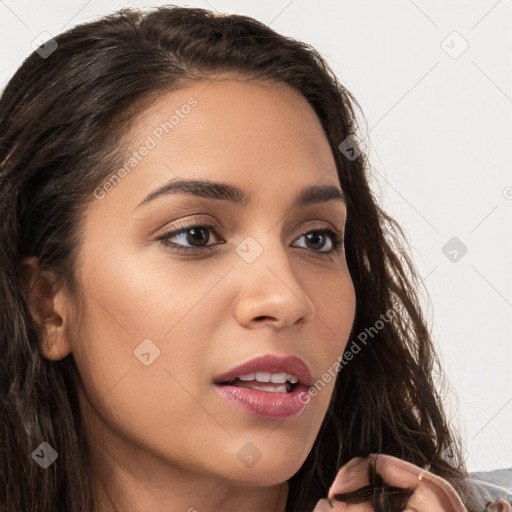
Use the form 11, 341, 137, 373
25, 77, 357, 512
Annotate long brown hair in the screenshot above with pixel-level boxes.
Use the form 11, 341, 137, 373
0, 6, 481, 511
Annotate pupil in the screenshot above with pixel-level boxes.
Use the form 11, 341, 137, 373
306, 232, 325, 250
187, 227, 209, 246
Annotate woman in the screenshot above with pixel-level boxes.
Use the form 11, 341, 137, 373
0, 6, 509, 512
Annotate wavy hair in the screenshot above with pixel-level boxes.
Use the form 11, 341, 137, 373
0, 5, 481, 511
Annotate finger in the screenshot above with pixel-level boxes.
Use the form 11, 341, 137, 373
486, 499, 512, 512
312, 498, 334, 512
404, 477, 462, 512
327, 456, 372, 500
326, 456, 403, 511
369, 453, 468, 512
368, 453, 421, 488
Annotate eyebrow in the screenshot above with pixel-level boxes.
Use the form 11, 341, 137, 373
135, 178, 346, 210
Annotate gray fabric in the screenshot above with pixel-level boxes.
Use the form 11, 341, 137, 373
468, 467, 512, 509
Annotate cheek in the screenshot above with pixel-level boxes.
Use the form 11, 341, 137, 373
313, 269, 356, 364
73, 235, 230, 351
70, 252, 234, 468
303, 270, 356, 411
69, 241, 231, 417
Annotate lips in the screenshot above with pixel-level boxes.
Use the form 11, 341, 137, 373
212, 354, 313, 420
212, 353, 313, 388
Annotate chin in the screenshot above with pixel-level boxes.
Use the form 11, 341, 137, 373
217, 441, 311, 487
228, 462, 301, 488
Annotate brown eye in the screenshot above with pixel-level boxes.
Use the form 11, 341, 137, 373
292, 228, 344, 253
159, 221, 224, 254
158, 221, 344, 256
176, 226, 211, 247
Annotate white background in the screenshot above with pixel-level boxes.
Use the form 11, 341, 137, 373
1, 0, 510, 472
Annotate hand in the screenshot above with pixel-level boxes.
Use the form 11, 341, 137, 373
312, 453, 470, 511
485, 500, 512, 512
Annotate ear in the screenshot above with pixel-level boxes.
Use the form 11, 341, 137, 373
19, 256, 73, 361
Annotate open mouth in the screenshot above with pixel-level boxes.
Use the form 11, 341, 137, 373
212, 355, 313, 419
218, 373, 300, 394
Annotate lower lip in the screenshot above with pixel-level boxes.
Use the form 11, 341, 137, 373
213, 383, 310, 420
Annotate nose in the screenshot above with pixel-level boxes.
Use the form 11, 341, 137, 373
233, 240, 315, 330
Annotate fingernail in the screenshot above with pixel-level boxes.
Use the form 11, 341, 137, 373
313, 498, 333, 512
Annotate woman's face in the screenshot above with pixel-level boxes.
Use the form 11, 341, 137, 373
66, 77, 356, 488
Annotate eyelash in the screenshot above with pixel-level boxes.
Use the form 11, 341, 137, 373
157, 220, 344, 255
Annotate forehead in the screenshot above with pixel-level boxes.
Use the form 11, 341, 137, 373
93, 77, 340, 214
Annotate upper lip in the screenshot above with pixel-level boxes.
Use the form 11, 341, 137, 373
213, 354, 313, 387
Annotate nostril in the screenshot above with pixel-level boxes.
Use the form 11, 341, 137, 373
254, 316, 274, 321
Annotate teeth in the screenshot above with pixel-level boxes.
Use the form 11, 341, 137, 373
237, 382, 288, 393
238, 373, 256, 381
234, 372, 299, 384
269, 373, 287, 384
255, 372, 271, 382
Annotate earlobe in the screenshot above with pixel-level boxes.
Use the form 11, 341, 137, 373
19, 256, 73, 361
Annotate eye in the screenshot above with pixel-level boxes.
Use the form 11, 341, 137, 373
158, 220, 344, 255
292, 226, 344, 253
158, 220, 223, 254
